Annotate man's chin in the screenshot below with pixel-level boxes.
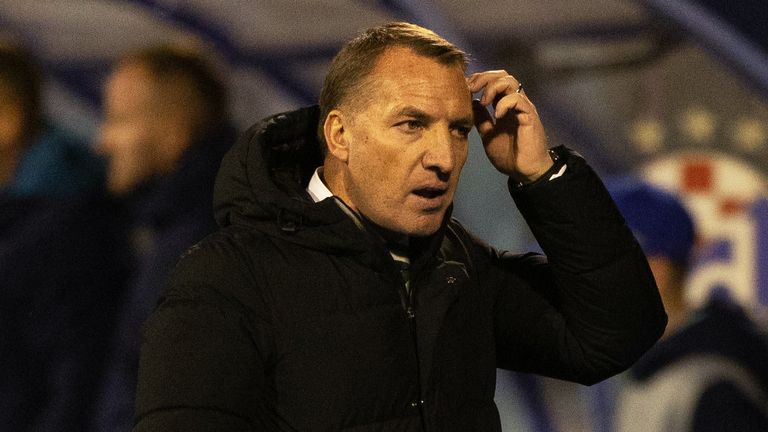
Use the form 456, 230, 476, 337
387, 213, 445, 237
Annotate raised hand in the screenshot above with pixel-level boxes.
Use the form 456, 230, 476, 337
468, 70, 552, 183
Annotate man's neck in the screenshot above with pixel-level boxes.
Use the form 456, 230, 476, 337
321, 158, 357, 211
307, 165, 410, 261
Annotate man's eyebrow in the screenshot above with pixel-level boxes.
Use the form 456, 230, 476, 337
451, 116, 474, 128
395, 106, 432, 121
395, 106, 472, 126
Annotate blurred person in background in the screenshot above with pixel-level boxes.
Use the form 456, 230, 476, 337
0, 43, 128, 431
91, 44, 237, 432
612, 181, 768, 432
0, 42, 103, 198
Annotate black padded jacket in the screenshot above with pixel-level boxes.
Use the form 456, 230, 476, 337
134, 106, 667, 432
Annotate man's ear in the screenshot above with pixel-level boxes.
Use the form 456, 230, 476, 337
323, 109, 349, 163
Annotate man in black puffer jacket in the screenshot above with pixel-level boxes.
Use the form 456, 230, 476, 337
134, 22, 667, 431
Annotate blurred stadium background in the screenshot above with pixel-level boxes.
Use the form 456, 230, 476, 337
1, 1, 766, 431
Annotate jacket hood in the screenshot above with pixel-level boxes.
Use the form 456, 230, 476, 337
212, 106, 374, 254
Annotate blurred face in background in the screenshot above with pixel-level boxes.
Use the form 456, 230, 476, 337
98, 63, 169, 196
0, 88, 24, 152
0, 87, 27, 184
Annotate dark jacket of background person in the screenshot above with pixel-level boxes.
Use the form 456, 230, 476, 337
0, 193, 130, 432
134, 106, 667, 432
617, 296, 768, 431
91, 124, 236, 432
4, 125, 105, 198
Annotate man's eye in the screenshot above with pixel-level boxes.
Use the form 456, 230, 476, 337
453, 126, 471, 138
397, 120, 423, 132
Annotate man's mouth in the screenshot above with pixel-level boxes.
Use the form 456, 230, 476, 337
412, 187, 448, 199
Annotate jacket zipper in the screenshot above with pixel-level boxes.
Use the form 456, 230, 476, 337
399, 273, 427, 431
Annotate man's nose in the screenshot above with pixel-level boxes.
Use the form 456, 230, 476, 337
422, 128, 454, 177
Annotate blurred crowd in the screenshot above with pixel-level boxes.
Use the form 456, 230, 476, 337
1, 40, 766, 432
1, 41, 236, 431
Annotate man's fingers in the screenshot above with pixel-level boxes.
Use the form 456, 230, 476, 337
467, 70, 509, 93
472, 99, 495, 138
467, 71, 522, 104
469, 71, 539, 135
494, 93, 534, 120
477, 75, 521, 106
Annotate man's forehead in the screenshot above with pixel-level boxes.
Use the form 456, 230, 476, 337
371, 67, 469, 116
372, 46, 464, 77
367, 49, 468, 90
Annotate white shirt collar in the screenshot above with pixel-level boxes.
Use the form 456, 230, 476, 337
307, 167, 334, 203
